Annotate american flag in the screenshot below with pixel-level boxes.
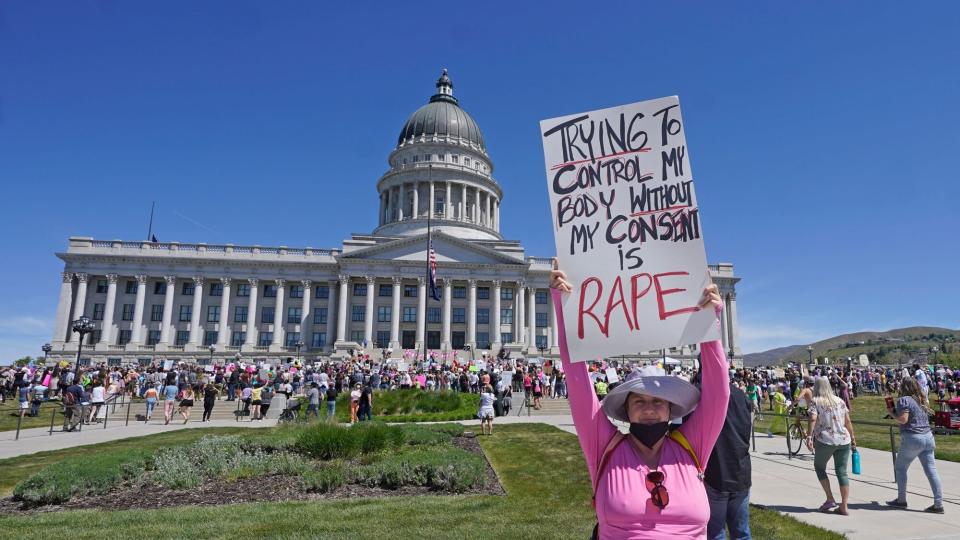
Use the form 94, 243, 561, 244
429, 240, 441, 300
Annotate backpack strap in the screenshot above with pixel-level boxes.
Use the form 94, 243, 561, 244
592, 432, 626, 509
668, 430, 704, 480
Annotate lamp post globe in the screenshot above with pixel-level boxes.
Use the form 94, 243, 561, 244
41, 343, 52, 365
71, 316, 95, 381
296, 340, 304, 364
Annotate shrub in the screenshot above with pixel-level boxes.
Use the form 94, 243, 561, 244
13, 449, 150, 506
296, 423, 360, 460
353, 447, 485, 493
151, 435, 307, 489
334, 390, 480, 422
401, 425, 449, 446
302, 462, 349, 493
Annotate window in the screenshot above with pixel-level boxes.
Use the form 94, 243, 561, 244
92, 303, 105, 321
424, 153, 431, 161
536, 290, 548, 305
501, 332, 513, 344
203, 331, 218, 346
125, 280, 137, 294
464, 157, 471, 166
289, 285, 303, 298
150, 304, 164, 322
121, 304, 134, 321
536, 312, 548, 328
147, 330, 161, 346
412, 155, 419, 162
231, 331, 246, 346
179, 305, 192, 322
311, 332, 326, 348
96, 280, 108, 294
403, 285, 417, 297
427, 331, 441, 349
377, 306, 391, 322
234, 306, 248, 323
477, 332, 490, 349
453, 286, 466, 299
435, 195, 444, 214
350, 330, 365, 342
452, 154, 459, 163
501, 288, 514, 300
501, 308, 513, 324
117, 329, 131, 345
315, 285, 329, 299
379, 284, 393, 297
285, 332, 301, 347
181, 282, 195, 296
376, 331, 390, 348
314, 307, 327, 325
261, 307, 274, 324
236, 283, 250, 297
477, 287, 490, 300
403, 306, 417, 322
262, 284, 277, 298
452, 331, 465, 349
352, 305, 365, 322
452, 307, 465, 324
91, 330, 101, 343
175, 330, 189, 346
207, 306, 220, 323
154, 281, 166, 295
477, 308, 489, 324
209, 282, 223, 296
258, 332, 273, 346
287, 307, 301, 324
536, 335, 548, 349
353, 283, 367, 296
427, 307, 441, 323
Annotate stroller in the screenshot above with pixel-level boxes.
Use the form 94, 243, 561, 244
278, 398, 302, 423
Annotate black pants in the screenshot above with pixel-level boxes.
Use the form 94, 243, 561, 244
202, 400, 215, 421
260, 404, 270, 419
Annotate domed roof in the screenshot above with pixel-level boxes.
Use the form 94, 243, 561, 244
397, 70, 485, 151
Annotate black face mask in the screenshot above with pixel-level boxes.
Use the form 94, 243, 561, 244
629, 421, 670, 449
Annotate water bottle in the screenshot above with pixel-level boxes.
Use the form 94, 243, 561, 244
851, 448, 861, 475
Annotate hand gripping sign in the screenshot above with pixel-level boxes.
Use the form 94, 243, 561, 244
540, 96, 720, 362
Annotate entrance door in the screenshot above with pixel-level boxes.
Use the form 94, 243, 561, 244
402, 330, 416, 349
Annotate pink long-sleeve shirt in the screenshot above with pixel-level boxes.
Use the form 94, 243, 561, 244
552, 289, 729, 540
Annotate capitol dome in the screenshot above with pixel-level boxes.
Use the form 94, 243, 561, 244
396, 69, 486, 152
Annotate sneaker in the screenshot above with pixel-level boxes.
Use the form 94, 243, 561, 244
886, 499, 908, 509
924, 505, 945, 514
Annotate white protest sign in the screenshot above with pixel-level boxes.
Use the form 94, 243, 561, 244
163, 360, 174, 371
540, 96, 719, 363
605, 368, 620, 384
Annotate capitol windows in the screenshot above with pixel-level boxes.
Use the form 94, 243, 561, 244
477, 287, 490, 300
424, 154, 431, 161
312, 332, 326, 348
501, 308, 513, 324
452, 307, 465, 324
350, 330, 364, 342
207, 306, 220, 323
427, 331, 441, 349
147, 330, 161, 346
181, 282, 195, 296
261, 307, 274, 324
377, 331, 391, 348
118, 330, 131, 345
284, 332, 300, 347
353, 283, 367, 297
378, 284, 392, 297
314, 307, 327, 325
236, 283, 250, 297
437, 153, 445, 162
95, 280, 108, 294
451, 155, 459, 163
231, 331, 246, 346
121, 304, 135, 321
452, 332, 465, 349
536, 290, 548, 304
464, 157, 471, 166
377, 306, 391, 322
287, 307, 301, 324
477, 308, 489, 324
90, 330, 101, 344
289, 285, 303, 299
154, 281, 166, 295
501, 288, 514, 301
175, 330, 189, 346
536, 312, 548, 328
234, 306, 248, 323
92, 303, 105, 321
209, 283, 223, 297
536, 335, 548, 349
151, 304, 164, 322
203, 331, 217, 346
435, 195, 445, 214
402, 306, 417, 322
258, 332, 273, 346
501, 332, 513, 344
427, 307, 441, 323
453, 286, 466, 299
403, 284, 417, 297
315, 285, 329, 299
412, 155, 419, 163
477, 332, 490, 349
351, 305, 365, 322
179, 305, 192, 322
125, 280, 138, 294
262, 284, 277, 298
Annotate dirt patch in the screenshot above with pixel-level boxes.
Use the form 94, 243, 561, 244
0, 436, 505, 514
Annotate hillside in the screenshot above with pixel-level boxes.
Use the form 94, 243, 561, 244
745, 327, 960, 367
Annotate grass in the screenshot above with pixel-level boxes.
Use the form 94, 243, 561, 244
753, 395, 960, 462
0, 423, 843, 539
0, 401, 66, 432
292, 389, 480, 423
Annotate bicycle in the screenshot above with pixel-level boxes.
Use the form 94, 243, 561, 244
785, 405, 808, 456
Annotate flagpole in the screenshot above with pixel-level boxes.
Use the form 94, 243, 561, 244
423, 165, 432, 368
146, 201, 155, 241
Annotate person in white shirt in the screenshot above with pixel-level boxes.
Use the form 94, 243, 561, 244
478, 384, 496, 435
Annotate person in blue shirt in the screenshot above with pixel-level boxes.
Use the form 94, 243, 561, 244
163, 382, 179, 425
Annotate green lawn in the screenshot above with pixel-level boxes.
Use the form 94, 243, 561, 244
0, 423, 842, 539
754, 395, 960, 462
0, 400, 69, 433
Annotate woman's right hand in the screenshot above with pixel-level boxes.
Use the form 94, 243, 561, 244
805, 436, 814, 451
550, 258, 573, 292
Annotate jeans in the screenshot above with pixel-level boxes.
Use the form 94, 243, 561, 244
895, 431, 943, 506
145, 398, 157, 418
358, 403, 372, 422
706, 485, 751, 540
326, 401, 336, 418
306, 404, 319, 418
226, 383, 236, 401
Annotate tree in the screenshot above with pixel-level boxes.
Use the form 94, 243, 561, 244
14, 356, 34, 367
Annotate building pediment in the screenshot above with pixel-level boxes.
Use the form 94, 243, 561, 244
340, 231, 524, 266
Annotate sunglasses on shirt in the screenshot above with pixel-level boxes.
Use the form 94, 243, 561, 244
646, 470, 669, 510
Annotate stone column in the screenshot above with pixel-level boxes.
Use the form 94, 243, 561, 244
71, 273, 89, 322
491, 280, 501, 348
727, 293, 741, 356
412, 182, 419, 218
301, 280, 312, 349
326, 279, 337, 350
445, 182, 452, 218
467, 279, 477, 348
54, 271, 75, 343
244, 279, 259, 348
487, 194, 493, 227
429, 182, 435, 217
363, 276, 376, 348
158, 275, 176, 347
271, 279, 286, 348
475, 189, 481, 224
336, 275, 349, 343
99, 274, 119, 346
415, 276, 426, 348
516, 282, 526, 343
527, 287, 537, 349
131, 274, 148, 345
719, 296, 729, 352
460, 184, 466, 220
398, 184, 405, 221
188, 276, 205, 347
216, 278, 231, 347
390, 276, 402, 349
549, 288, 559, 348
442, 278, 452, 349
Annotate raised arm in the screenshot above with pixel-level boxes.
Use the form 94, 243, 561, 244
677, 337, 729, 463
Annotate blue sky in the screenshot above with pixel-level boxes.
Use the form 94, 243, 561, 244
1, 1, 958, 360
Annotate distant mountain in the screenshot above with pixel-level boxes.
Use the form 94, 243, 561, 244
744, 327, 960, 367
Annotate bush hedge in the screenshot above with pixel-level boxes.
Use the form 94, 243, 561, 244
13, 449, 151, 506
353, 446, 485, 493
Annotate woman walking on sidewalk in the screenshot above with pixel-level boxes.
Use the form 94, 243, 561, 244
806, 377, 857, 516
886, 377, 944, 514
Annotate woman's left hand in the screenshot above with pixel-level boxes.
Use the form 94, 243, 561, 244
698, 283, 723, 311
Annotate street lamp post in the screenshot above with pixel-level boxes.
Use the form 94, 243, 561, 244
464, 344, 474, 363
42, 343, 52, 366
208, 344, 216, 366
296, 340, 304, 364
71, 316, 95, 383
537, 344, 546, 358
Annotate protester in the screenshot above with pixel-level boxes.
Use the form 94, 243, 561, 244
350, 383, 361, 423
306, 382, 321, 418
358, 382, 373, 422
886, 377, 944, 513
162, 379, 179, 425
144, 383, 158, 421
702, 375, 753, 540
179, 385, 195, 424
478, 384, 495, 435
250, 383, 264, 421
202, 382, 218, 422
806, 377, 856, 515
62, 379, 83, 432
260, 383, 273, 420
326, 384, 338, 419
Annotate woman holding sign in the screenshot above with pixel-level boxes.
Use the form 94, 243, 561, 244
551, 260, 728, 540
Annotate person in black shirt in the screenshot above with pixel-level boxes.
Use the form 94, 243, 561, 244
325, 386, 338, 419
358, 384, 374, 422
703, 378, 754, 539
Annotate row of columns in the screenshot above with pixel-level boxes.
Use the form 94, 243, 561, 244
380, 180, 500, 229
718, 292, 741, 357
